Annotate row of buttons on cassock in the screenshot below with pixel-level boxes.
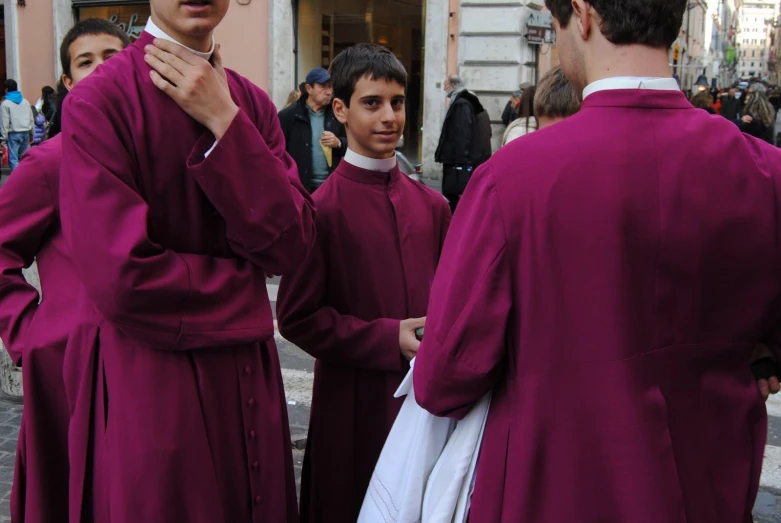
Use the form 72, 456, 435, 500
245, 364, 262, 506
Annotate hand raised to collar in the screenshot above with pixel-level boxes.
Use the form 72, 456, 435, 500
144, 39, 239, 140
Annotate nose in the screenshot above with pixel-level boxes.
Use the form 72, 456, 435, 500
379, 102, 396, 123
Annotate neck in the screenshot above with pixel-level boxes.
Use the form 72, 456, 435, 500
347, 144, 395, 161
150, 14, 213, 53
307, 97, 324, 113
585, 44, 672, 86
538, 116, 564, 130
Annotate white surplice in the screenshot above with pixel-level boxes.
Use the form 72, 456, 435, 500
358, 359, 491, 523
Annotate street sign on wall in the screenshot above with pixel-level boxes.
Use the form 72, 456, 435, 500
526, 10, 555, 45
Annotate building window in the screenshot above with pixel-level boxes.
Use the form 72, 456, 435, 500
74, 2, 151, 41
752, 50, 756, 56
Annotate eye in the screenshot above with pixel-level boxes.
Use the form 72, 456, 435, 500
364, 99, 379, 107
78, 60, 93, 68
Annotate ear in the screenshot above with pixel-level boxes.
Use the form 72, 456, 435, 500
571, 0, 593, 41
62, 74, 74, 92
332, 97, 348, 125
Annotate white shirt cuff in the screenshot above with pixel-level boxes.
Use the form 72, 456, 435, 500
204, 140, 218, 158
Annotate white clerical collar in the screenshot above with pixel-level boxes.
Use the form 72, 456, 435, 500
583, 77, 680, 99
144, 18, 215, 61
344, 149, 397, 173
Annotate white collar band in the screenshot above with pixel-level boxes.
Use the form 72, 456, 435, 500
344, 148, 397, 173
145, 17, 215, 61
583, 77, 680, 99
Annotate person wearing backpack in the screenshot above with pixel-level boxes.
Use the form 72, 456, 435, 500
435, 74, 492, 213
0, 79, 34, 172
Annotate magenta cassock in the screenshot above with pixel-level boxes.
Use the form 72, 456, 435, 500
59, 31, 315, 523
415, 89, 781, 523
0, 135, 75, 522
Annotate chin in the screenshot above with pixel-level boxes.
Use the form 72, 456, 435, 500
365, 145, 394, 158
185, 19, 219, 33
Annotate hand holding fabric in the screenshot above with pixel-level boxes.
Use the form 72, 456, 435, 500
400, 317, 426, 361
144, 40, 238, 140
752, 343, 781, 400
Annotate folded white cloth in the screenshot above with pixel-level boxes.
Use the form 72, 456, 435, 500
358, 359, 491, 523
422, 393, 490, 522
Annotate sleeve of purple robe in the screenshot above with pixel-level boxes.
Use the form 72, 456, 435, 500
277, 226, 405, 372
59, 93, 275, 352
187, 85, 315, 275
413, 164, 512, 419
0, 152, 53, 365
438, 202, 453, 257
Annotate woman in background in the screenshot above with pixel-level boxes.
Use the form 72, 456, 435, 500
502, 85, 537, 145
739, 83, 775, 143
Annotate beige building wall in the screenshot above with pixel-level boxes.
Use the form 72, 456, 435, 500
447, 0, 458, 75
215, 0, 270, 90
8, 0, 270, 102
16, 1, 56, 102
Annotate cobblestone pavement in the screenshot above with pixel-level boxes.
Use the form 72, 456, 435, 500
0, 400, 22, 522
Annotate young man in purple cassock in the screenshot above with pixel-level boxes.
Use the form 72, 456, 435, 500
58, 1, 315, 522
277, 44, 452, 523
414, 0, 781, 522
0, 20, 129, 523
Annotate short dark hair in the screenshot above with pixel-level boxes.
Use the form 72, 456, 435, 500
545, 0, 687, 49
60, 18, 131, 79
4, 79, 17, 93
329, 43, 407, 107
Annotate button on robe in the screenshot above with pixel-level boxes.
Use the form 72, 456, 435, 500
277, 160, 451, 523
59, 31, 315, 523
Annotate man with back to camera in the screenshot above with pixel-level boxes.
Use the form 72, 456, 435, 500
414, 0, 781, 521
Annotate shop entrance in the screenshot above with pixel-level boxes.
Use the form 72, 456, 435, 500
296, 0, 424, 162
73, 1, 151, 41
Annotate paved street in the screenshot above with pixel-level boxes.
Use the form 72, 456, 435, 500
0, 280, 778, 521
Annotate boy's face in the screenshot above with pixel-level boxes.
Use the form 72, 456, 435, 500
151, 0, 229, 50
333, 75, 406, 160
64, 34, 127, 90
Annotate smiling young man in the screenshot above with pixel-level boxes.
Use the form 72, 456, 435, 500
58, 1, 315, 522
0, 20, 129, 523
277, 43, 451, 523
413, 0, 781, 521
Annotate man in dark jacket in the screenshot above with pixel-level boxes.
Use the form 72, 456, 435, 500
435, 74, 491, 213
278, 68, 347, 192
720, 87, 741, 124
501, 90, 522, 125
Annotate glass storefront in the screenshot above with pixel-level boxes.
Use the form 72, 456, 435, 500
74, 1, 151, 41
296, 0, 424, 160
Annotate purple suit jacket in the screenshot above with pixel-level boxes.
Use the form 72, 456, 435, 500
415, 89, 781, 523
